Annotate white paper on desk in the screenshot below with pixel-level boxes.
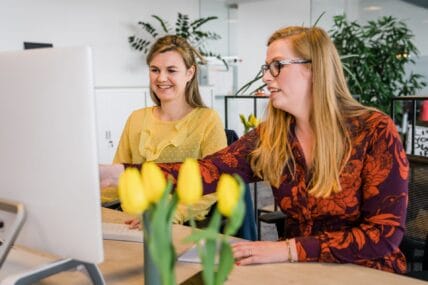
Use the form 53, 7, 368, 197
102, 222, 144, 243
178, 239, 239, 264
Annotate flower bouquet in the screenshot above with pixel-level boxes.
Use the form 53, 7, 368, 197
118, 158, 246, 285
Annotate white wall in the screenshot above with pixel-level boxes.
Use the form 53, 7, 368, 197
199, 0, 230, 56
0, 0, 200, 87
223, 0, 310, 135
236, 0, 311, 88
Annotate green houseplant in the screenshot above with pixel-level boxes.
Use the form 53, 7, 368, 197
128, 13, 226, 66
235, 14, 426, 115
330, 14, 426, 113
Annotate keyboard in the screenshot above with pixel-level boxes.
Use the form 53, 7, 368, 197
102, 222, 143, 243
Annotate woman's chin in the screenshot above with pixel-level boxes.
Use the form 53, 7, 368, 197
270, 97, 281, 108
271, 99, 288, 112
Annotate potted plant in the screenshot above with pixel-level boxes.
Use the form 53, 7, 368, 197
330, 14, 426, 114
128, 13, 226, 67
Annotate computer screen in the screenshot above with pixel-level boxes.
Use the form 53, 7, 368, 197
0, 47, 103, 264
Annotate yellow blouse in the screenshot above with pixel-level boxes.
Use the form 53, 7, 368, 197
106, 106, 227, 224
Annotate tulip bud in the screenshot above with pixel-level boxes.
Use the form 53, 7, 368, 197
177, 158, 202, 205
239, 114, 247, 127
216, 174, 240, 217
141, 162, 167, 203
248, 114, 259, 127
118, 168, 149, 215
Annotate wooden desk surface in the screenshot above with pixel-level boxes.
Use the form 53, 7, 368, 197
2, 208, 426, 285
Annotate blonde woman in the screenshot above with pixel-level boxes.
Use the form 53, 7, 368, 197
101, 26, 408, 273
104, 35, 227, 225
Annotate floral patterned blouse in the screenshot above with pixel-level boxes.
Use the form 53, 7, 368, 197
158, 111, 409, 273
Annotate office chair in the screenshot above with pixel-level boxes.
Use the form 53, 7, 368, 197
400, 155, 428, 277
405, 233, 428, 281
257, 205, 287, 239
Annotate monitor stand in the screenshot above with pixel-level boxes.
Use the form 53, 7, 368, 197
0, 199, 105, 285
0, 258, 105, 285
0, 198, 26, 268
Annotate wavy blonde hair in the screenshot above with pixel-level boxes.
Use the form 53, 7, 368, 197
250, 26, 371, 198
146, 35, 206, 107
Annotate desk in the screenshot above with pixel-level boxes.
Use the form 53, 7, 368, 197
2, 208, 426, 285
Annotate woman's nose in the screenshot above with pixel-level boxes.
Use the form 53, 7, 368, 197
262, 70, 273, 84
157, 71, 168, 82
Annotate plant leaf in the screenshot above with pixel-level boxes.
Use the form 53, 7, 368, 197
151, 15, 169, 33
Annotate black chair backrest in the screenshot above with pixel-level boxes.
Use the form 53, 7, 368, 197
225, 129, 239, 146
401, 155, 428, 271
424, 233, 428, 270
406, 155, 428, 243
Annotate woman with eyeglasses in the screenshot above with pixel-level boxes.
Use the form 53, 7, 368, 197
100, 26, 408, 273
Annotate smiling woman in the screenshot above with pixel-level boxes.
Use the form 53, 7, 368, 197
104, 35, 227, 225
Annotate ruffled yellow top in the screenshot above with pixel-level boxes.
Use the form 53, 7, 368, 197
104, 106, 227, 224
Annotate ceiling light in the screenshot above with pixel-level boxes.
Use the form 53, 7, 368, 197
364, 5, 382, 11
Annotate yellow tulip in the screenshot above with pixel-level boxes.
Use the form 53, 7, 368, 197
141, 162, 167, 203
118, 168, 149, 215
248, 114, 259, 128
216, 174, 240, 217
239, 114, 249, 128
176, 158, 202, 205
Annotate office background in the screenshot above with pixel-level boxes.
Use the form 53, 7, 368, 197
0, 0, 426, 162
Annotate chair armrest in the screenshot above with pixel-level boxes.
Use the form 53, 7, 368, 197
102, 199, 121, 210
258, 211, 287, 224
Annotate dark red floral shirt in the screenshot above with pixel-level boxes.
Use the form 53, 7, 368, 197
159, 111, 408, 273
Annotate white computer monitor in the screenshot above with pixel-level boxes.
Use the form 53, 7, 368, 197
0, 47, 103, 266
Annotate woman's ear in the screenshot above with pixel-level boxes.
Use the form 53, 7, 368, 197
186, 65, 196, 82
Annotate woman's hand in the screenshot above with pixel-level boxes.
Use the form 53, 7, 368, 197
232, 241, 289, 265
125, 218, 141, 230
99, 164, 125, 188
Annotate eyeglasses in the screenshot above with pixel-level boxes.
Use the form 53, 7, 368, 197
261, 59, 311, 77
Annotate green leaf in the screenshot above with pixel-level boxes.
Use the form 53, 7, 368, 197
234, 70, 263, 96
312, 11, 326, 27
146, 183, 176, 285
128, 13, 225, 68
201, 238, 217, 285
215, 241, 234, 285
191, 16, 219, 30
151, 15, 169, 33
183, 229, 220, 243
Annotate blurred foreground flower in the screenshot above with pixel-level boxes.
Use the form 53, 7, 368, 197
141, 162, 167, 203
217, 174, 241, 217
119, 163, 177, 285
118, 160, 245, 285
177, 158, 202, 205
185, 173, 246, 285
118, 168, 148, 215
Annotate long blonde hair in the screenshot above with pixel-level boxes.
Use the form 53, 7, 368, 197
146, 35, 206, 107
250, 26, 371, 198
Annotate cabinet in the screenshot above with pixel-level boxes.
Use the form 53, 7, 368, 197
95, 87, 149, 163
